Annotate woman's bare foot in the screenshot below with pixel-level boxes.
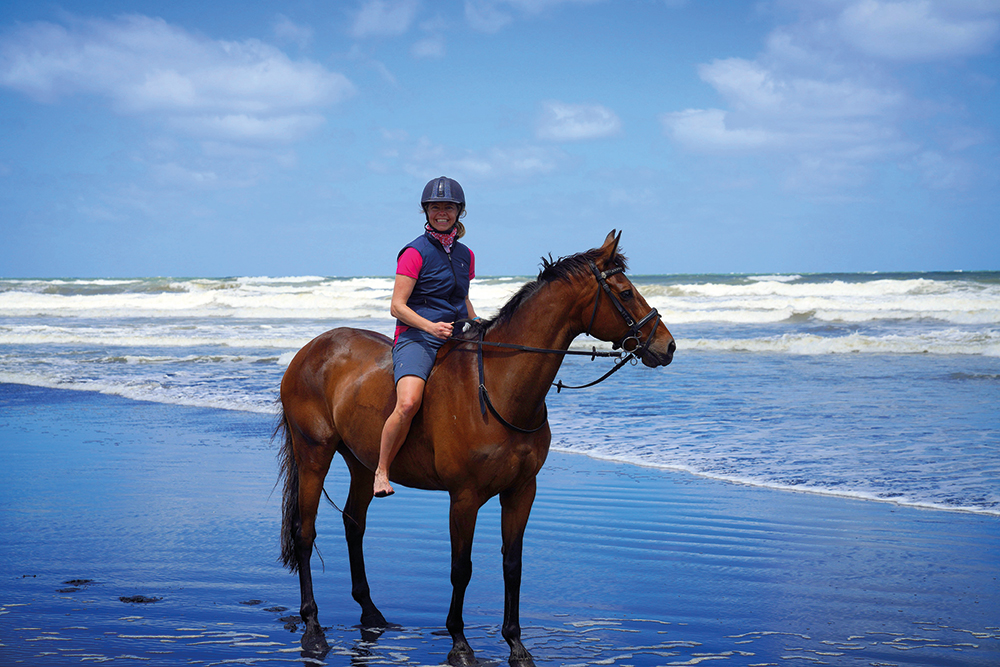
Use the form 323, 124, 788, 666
373, 469, 394, 498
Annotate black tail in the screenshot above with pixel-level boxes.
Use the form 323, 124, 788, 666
274, 409, 300, 573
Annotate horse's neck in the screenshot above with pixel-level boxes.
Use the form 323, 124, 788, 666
485, 279, 586, 409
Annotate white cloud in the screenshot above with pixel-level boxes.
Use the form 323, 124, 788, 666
662, 1, 999, 192
273, 14, 314, 49
663, 109, 775, 150
412, 35, 446, 58
0, 15, 354, 144
168, 113, 327, 143
464, 0, 603, 32
483, 0, 601, 11
837, 0, 1000, 61
691, 56, 906, 136
476, 146, 560, 175
352, 0, 420, 38
696, 59, 783, 112
536, 101, 621, 141
465, 0, 514, 32
376, 134, 564, 181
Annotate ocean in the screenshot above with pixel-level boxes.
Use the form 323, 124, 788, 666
2, 271, 998, 516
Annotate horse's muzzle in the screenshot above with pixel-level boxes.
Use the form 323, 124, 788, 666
641, 337, 675, 368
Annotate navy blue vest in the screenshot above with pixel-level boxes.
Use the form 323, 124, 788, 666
398, 233, 472, 327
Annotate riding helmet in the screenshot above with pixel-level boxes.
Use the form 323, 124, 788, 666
421, 176, 465, 209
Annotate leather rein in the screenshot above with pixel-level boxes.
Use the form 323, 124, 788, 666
454, 260, 662, 434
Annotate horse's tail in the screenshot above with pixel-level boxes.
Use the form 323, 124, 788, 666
274, 408, 301, 573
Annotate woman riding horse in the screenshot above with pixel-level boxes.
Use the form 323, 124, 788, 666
374, 176, 478, 498
277, 230, 675, 665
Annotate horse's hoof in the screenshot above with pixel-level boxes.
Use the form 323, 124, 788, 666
447, 645, 478, 667
508, 643, 534, 666
508, 653, 535, 667
360, 608, 388, 628
300, 627, 330, 657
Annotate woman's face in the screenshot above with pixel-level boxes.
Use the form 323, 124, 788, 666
425, 202, 459, 232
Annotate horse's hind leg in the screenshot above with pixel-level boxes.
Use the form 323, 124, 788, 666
339, 447, 388, 627
287, 429, 336, 653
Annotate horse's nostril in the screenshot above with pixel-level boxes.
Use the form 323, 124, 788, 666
668, 340, 677, 354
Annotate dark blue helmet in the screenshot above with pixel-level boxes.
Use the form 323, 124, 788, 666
421, 177, 465, 209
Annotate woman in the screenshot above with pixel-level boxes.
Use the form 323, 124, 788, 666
373, 176, 477, 498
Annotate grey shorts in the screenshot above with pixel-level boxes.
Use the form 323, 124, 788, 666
392, 328, 446, 384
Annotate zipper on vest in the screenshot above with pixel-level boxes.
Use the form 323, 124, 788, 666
447, 252, 461, 317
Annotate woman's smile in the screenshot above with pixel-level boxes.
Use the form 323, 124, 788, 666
426, 202, 458, 232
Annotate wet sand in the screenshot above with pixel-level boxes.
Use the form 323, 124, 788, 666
1, 383, 998, 666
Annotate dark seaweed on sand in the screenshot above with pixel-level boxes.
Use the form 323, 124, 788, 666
119, 595, 162, 604
58, 578, 95, 593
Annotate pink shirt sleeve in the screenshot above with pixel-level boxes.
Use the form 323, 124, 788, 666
397, 247, 475, 280
396, 247, 423, 278
393, 246, 475, 344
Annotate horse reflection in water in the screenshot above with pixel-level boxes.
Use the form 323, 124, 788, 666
276, 231, 675, 666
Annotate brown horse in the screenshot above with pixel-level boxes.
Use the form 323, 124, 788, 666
276, 230, 675, 665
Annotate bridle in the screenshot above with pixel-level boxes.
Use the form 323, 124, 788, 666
464, 259, 662, 433
585, 261, 662, 360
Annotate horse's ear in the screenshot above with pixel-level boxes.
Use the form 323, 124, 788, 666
601, 229, 622, 264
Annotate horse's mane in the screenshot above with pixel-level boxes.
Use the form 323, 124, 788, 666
485, 247, 628, 331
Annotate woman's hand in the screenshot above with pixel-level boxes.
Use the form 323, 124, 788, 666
389, 273, 468, 340
427, 321, 453, 339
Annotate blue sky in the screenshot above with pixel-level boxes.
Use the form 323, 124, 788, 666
1, 0, 998, 277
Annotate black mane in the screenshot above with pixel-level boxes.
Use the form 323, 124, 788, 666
485, 247, 628, 331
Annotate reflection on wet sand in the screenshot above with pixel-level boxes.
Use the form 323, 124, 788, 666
2, 387, 998, 666
4, 597, 999, 666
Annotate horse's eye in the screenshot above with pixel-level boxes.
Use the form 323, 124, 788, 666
620, 289, 633, 301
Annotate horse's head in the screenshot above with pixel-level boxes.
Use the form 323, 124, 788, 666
584, 230, 675, 367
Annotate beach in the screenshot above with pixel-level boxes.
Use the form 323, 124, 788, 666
2, 383, 997, 666
2, 273, 999, 515
3, 0, 1000, 663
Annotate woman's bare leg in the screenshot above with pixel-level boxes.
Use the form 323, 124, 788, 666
373, 375, 425, 497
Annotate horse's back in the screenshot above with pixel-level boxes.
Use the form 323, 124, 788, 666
281, 327, 395, 456
283, 327, 392, 392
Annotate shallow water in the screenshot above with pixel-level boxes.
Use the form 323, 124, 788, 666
549, 350, 1000, 513
2, 385, 998, 666
2, 272, 999, 515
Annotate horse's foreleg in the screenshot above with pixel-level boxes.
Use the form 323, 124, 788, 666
446, 491, 481, 667
500, 479, 537, 666
294, 444, 335, 654
340, 449, 388, 627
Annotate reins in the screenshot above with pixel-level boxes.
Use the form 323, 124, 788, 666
453, 331, 623, 359
447, 259, 661, 433
461, 325, 639, 434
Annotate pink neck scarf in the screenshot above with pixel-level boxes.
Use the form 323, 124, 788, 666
425, 224, 458, 254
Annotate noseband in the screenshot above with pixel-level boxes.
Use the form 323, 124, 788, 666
585, 261, 662, 360
468, 259, 663, 433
